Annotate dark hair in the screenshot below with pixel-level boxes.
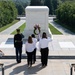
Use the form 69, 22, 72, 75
42, 32, 47, 38
28, 36, 33, 43
16, 29, 20, 32
31, 34, 35, 38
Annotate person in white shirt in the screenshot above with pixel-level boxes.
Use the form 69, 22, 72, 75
39, 32, 52, 67
25, 36, 35, 67
31, 34, 37, 64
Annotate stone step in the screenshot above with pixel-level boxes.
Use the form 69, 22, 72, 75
1, 56, 75, 59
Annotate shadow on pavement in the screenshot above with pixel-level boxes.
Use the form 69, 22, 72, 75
4, 62, 17, 70
5, 38, 27, 44
9, 63, 43, 75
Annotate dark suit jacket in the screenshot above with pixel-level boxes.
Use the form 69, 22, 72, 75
14, 34, 23, 48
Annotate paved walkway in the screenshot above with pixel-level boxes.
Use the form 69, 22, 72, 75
0, 34, 75, 75
0, 20, 25, 35
0, 35, 75, 75
0, 35, 75, 56
49, 19, 75, 35
0, 59, 73, 75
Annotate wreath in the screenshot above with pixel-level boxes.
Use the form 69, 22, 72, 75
33, 24, 40, 35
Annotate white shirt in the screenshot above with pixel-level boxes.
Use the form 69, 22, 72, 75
39, 37, 52, 49
32, 38, 37, 48
25, 42, 35, 52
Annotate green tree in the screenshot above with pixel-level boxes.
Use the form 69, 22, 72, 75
15, 2, 24, 15
0, 1, 17, 27
44, 0, 53, 15
30, 0, 42, 6
56, 1, 75, 32
14, 0, 29, 15
52, 0, 59, 14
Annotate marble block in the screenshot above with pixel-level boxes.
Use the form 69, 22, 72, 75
23, 6, 52, 39
59, 42, 75, 48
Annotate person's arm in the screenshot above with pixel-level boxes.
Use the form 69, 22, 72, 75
35, 38, 38, 43
38, 33, 41, 41
47, 37, 52, 42
21, 33, 24, 38
37, 40, 41, 52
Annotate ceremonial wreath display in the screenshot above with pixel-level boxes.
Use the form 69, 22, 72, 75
33, 24, 40, 35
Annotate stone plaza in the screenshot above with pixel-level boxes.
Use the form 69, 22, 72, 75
0, 35, 75, 75
0, 6, 75, 75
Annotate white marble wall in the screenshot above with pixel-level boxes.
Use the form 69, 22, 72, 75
24, 6, 52, 39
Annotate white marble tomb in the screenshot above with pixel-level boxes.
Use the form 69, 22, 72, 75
23, 6, 52, 39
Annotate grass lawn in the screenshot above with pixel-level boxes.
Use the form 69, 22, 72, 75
49, 23, 62, 34
0, 20, 19, 32
11, 23, 26, 34
54, 19, 75, 33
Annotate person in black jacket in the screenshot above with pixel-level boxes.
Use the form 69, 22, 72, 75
14, 29, 23, 63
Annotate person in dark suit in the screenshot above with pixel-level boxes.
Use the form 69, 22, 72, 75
14, 29, 23, 63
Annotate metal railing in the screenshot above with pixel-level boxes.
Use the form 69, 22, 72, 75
0, 63, 4, 75
70, 64, 75, 75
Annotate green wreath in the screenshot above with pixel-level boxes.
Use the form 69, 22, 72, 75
33, 28, 40, 35
33, 25, 40, 35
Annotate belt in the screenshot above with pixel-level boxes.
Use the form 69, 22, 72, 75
15, 40, 22, 42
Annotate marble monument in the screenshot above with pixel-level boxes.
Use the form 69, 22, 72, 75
23, 6, 52, 39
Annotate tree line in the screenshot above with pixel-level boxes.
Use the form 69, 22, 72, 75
13, 0, 75, 15
0, 0, 75, 32
30, 0, 75, 15
13, 0, 30, 15
0, 1, 17, 27
56, 1, 75, 32
13, 0, 59, 15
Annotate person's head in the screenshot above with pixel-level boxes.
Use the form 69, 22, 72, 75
31, 34, 35, 38
16, 29, 20, 34
28, 36, 33, 43
42, 32, 47, 38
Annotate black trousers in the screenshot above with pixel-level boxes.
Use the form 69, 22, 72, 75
15, 47, 22, 63
26, 51, 33, 66
41, 47, 49, 66
33, 48, 36, 62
